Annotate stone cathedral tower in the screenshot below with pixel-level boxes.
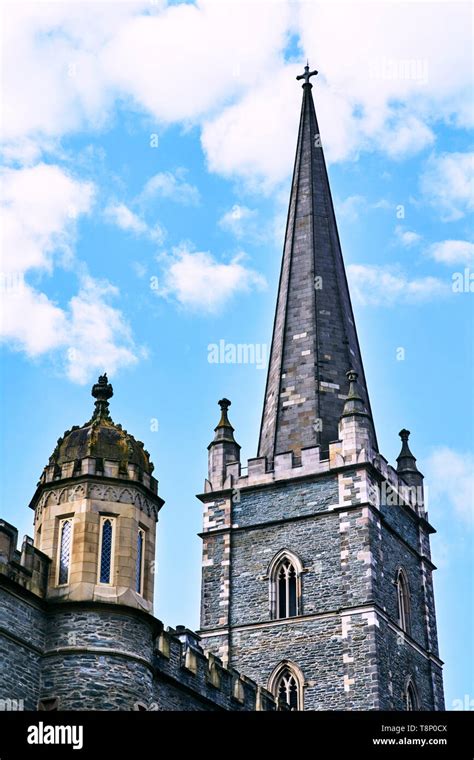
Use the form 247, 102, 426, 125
198, 66, 444, 711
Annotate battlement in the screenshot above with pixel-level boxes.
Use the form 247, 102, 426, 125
205, 444, 332, 494
37, 458, 158, 496
153, 625, 279, 711
206, 438, 377, 490
0, 519, 50, 597
373, 453, 425, 514
203, 439, 424, 515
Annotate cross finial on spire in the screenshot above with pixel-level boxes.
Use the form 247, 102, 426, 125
296, 62, 318, 86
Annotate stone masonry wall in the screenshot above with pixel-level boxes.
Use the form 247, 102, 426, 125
0, 584, 46, 710
40, 604, 156, 710
230, 511, 343, 625
375, 619, 443, 710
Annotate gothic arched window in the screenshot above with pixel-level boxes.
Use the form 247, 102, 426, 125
405, 679, 419, 711
396, 568, 411, 633
278, 559, 297, 618
136, 528, 145, 595
269, 662, 304, 711
99, 517, 114, 584
268, 550, 302, 620
58, 518, 72, 585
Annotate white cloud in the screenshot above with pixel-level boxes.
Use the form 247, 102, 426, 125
377, 114, 434, 159
395, 226, 422, 247
336, 195, 367, 222
347, 264, 449, 306
0, 274, 139, 385
101, 0, 291, 124
139, 170, 200, 206
104, 202, 164, 243
297, 2, 472, 151
0, 280, 67, 356
1, 163, 94, 274
336, 196, 393, 222
202, 65, 302, 191
131, 261, 148, 279
420, 152, 474, 221
218, 204, 258, 238
65, 276, 140, 384
425, 448, 474, 526
0, 163, 142, 382
156, 245, 266, 313
428, 240, 474, 266
4, 2, 472, 190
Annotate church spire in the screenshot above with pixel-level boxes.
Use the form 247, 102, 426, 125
258, 64, 377, 459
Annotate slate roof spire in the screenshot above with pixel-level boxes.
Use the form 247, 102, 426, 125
258, 64, 377, 459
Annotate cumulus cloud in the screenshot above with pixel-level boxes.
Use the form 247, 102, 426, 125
336, 195, 367, 222
0, 163, 142, 382
155, 245, 266, 313
3, 2, 473, 189
335, 195, 393, 222
1, 280, 67, 356
1, 163, 94, 274
104, 202, 165, 243
0, 274, 139, 384
425, 448, 474, 526
428, 240, 474, 266
218, 204, 258, 238
347, 264, 449, 306
420, 152, 474, 221
138, 170, 200, 206
101, 0, 290, 124
65, 276, 140, 384
395, 226, 422, 247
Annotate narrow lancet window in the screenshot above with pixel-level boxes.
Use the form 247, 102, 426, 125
276, 559, 298, 619
99, 518, 113, 584
58, 519, 72, 585
136, 529, 145, 594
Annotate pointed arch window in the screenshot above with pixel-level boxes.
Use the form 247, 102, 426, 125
396, 568, 411, 633
58, 518, 72, 585
99, 517, 115, 584
269, 662, 304, 711
278, 560, 297, 618
406, 679, 419, 711
268, 550, 302, 620
136, 528, 145, 595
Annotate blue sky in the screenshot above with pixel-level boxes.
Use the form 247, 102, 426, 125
1, 1, 473, 709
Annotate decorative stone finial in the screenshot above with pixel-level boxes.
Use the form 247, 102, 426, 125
399, 428, 410, 444
340, 369, 369, 418
396, 428, 422, 485
209, 398, 239, 446
91, 373, 113, 421
397, 429, 418, 469
216, 398, 232, 428
296, 62, 318, 86
207, 397, 241, 485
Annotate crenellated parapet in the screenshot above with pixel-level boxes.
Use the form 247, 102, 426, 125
152, 625, 279, 711
0, 519, 50, 598
203, 439, 425, 517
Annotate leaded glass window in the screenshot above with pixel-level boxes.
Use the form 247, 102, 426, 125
277, 669, 299, 710
58, 519, 72, 585
396, 568, 411, 633
99, 518, 113, 584
276, 559, 297, 619
136, 529, 144, 594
